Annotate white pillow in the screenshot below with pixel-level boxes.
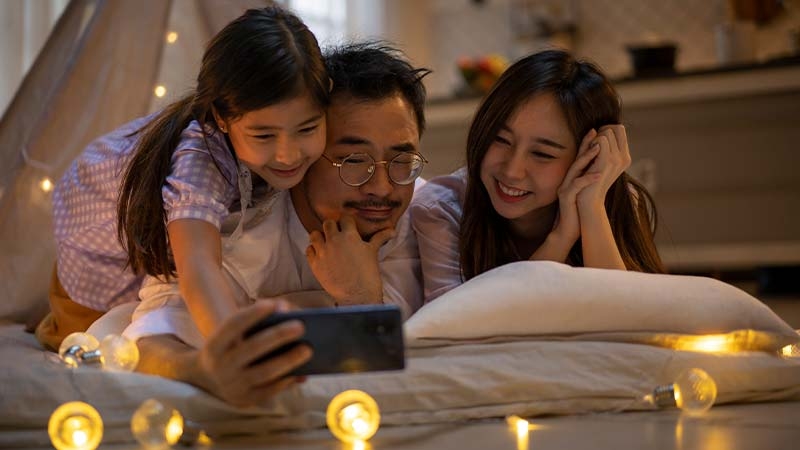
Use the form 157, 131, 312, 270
405, 261, 799, 351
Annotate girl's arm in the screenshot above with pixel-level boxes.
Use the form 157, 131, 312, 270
576, 125, 631, 270
168, 219, 239, 337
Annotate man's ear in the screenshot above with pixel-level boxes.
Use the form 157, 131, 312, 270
211, 107, 227, 133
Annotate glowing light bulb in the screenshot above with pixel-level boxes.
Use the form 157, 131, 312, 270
326, 390, 380, 443
166, 31, 178, 43
650, 368, 717, 415
48, 401, 103, 450
131, 399, 184, 450
99, 334, 139, 371
40, 177, 54, 192
781, 343, 800, 357
154, 85, 167, 97
59, 332, 100, 367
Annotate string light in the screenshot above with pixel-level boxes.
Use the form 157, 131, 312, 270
48, 401, 103, 450
58, 332, 139, 371
40, 177, 54, 192
131, 399, 184, 450
326, 390, 380, 444
154, 85, 167, 98
649, 368, 717, 415
99, 334, 140, 371
166, 31, 178, 43
59, 332, 100, 368
131, 399, 211, 449
781, 343, 800, 357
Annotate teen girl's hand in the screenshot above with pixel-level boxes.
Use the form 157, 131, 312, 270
576, 125, 631, 211
196, 301, 310, 407
306, 214, 394, 306
552, 129, 603, 244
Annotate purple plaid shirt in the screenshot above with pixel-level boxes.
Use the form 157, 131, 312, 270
53, 115, 239, 311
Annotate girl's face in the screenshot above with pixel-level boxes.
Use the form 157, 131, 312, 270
223, 92, 326, 190
480, 93, 577, 227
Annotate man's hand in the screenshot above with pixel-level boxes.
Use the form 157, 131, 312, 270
196, 301, 311, 407
305, 215, 393, 305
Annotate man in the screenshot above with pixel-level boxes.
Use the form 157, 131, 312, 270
121, 42, 431, 406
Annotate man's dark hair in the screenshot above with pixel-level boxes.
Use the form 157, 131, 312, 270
324, 41, 431, 136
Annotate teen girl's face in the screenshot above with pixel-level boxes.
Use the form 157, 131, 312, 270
223, 92, 326, 190
480, 93, 577, 226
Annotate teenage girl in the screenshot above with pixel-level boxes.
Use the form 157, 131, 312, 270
38, 5, 329, 349
411, 49, 665, 303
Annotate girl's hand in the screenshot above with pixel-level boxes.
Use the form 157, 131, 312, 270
552, 129, 602, 243
306, 214, 393, 305
576, 125, 631, 211
197, 301, 310, 407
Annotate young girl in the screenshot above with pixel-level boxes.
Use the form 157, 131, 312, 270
411, 49, 665, 303
37, 5, 329, 349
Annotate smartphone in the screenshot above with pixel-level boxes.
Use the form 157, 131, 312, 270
243, 304, 405, 376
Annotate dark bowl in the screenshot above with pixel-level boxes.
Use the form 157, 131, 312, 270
627, 44, 677, 77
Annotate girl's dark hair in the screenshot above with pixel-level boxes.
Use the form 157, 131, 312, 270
459, 49, 665, 280
117, 5, 329, 278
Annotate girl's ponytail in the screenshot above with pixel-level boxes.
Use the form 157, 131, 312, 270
117, 95, 195, 277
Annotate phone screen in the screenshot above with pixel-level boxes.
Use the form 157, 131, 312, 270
244, 304, 405, 376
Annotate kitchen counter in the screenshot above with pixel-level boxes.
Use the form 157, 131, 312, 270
426, 57, 800, 126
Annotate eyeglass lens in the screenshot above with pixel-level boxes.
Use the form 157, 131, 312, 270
339, 153, 424, 186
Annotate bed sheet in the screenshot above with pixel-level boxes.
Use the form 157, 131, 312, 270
2, 322, 799, 448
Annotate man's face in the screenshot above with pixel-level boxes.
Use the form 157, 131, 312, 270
291, 93, 421, 239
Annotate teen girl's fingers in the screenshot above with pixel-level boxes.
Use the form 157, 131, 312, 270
368, 228, 396, 252
563, 142, 601, 187
599, 124, 628, 154
597, 126, 631, 170
578, 128, 599, 154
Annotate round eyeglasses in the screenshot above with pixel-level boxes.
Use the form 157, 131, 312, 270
321, 152, 427, 187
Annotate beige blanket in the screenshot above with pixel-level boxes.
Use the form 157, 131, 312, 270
2, 322, 799, 447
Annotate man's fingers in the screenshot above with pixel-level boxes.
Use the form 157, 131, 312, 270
339, 214, 358, 233
369, 228, 396, 251
243, 343, 312, 388
322, 219, 340, 239
205, 302, 279, 357
233, 319, 306, 368
247, 376, 300, 406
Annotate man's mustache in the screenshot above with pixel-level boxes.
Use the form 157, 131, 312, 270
343, 199, 402, 209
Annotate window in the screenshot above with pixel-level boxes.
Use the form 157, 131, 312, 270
283, 0, 348, 47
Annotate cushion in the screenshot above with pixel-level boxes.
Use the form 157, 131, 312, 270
404, 261, 799, 351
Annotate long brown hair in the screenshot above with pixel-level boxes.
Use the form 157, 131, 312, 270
117, 5, 330, 278
459, 50, 665, 280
